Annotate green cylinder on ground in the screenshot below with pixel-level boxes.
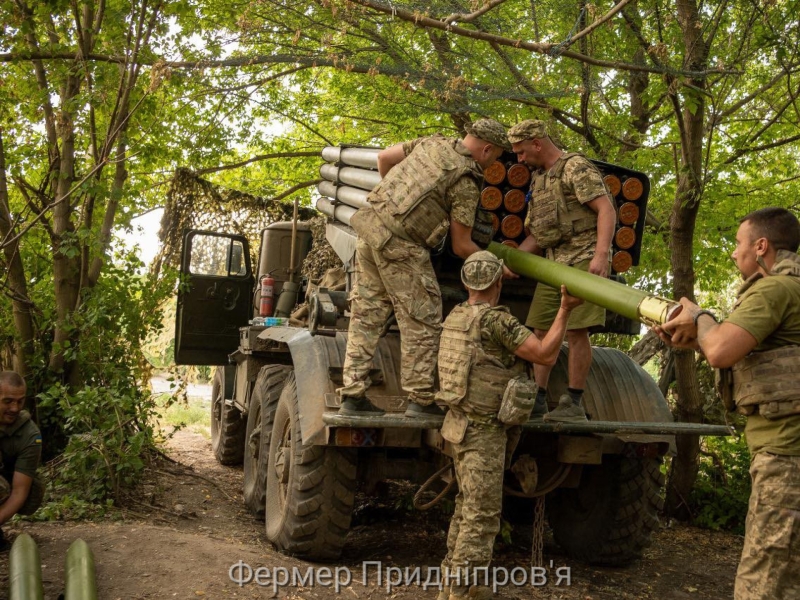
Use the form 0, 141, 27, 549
65, 538, 98, 600
9, 533, 44, 600
488, 242, 677, 325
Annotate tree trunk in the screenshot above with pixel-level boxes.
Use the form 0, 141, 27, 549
0, 130, 35, 376
664, 0, 709, 519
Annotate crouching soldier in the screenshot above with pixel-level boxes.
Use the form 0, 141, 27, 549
0, 371, 44, 551
435, 251, 581, 600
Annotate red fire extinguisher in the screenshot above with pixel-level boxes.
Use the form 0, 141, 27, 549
259, 274, 274, 317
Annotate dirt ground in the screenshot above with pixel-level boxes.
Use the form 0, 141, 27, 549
0, 429, 741, 599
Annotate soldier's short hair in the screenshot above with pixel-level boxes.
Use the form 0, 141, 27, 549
741, 207, 800, 252
0, 371, 25, 392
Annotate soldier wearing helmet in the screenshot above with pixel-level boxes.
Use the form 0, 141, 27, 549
338, 119, 516, 418
435, 251, 581, 600
507, 119, 616, 423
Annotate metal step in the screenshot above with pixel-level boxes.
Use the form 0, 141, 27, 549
322, 412, 732, 436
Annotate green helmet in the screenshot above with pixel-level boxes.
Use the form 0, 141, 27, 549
461, 251, 504, 290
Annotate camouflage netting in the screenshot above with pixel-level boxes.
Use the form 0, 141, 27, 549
301, 214, 343, 283
153, 168, 319, 278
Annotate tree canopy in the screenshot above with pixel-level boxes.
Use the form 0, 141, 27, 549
2, 0, 799, 511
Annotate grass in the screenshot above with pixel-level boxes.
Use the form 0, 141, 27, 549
154, 392, 211, 437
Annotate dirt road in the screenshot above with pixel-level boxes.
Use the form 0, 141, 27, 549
0, 430, 741, 599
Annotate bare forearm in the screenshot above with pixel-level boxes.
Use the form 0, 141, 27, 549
518, 234, 541, 255
593, 196, 615, 257
0, 489, 28, 525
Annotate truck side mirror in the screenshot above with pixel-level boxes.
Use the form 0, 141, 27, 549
227, 241, 245, 276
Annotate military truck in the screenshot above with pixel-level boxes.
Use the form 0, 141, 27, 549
173, 146, 728, 566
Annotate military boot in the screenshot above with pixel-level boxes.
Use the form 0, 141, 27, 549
467, 585, 493, 599
404, 401, 445, 417
448, 584, 470, 600
529, 397, 549, 421
543, 394, 587, 423
338, 396, 385, 416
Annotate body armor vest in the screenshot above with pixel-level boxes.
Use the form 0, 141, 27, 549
528, 153, 600, 249
436, 303, 525, 417
369, 135, 483, 249
721, 251, 800, 419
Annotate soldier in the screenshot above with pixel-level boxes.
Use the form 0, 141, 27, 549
338, 119, 514, 417
0, 371, 44, 551
507, 120, 616, 422
654, 208, 800, 600
436, 251, 581, 600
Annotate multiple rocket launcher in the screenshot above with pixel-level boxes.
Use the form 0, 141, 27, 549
317, 145, 678, 326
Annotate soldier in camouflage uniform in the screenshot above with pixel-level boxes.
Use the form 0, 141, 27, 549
338, 120, 513, 417
0, 372, 44, 551
507, 120, 616, 422
655, 208, 800, 600
436, 252, 581, 600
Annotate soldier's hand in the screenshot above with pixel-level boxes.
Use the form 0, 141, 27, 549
502, 265, 519, 280
588, 254, 609, 278
653, 298, 700, 349
559, 285, 583, 311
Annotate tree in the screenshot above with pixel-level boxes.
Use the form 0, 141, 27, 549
4, 0, 799, 514
171, 0, 800, 517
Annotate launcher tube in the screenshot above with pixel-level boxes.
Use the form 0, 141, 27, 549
317, 181, 370, 210
319, 164, 381, 191
321, 146, 380, 169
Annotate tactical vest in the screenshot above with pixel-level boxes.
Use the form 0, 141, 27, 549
369, 135, 483, 249
527, 153, 600, 249
436, 303, 525, 417
719, 251, 800, 419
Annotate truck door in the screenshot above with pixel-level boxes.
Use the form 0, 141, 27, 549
175, 230, 253, 365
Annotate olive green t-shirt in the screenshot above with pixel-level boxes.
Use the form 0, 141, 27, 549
0, 413, 43, 480
726, 274, 800, 455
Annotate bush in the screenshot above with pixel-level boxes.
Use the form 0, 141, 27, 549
32, 254, 175, 511
689, 433, 751, 534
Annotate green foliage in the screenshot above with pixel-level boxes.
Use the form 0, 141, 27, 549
689, 434, 751, 534
33, 251, 175, 508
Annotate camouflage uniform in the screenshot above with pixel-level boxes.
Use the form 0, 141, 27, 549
436, 254, 532, 597
339, 122, 510, 405
507, 120, 611, 331
723, 251, 800, 600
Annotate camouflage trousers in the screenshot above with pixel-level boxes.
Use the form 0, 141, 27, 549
338, 237, 442, 405
440, 422, 511, 581
734, 452, 800, 600
0, 475, 45, 516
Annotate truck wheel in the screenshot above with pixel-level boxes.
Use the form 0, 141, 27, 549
211, 366, 245, 466
264, 372, 357, 560
547, 455, 664, 567
244, 365, 291, 516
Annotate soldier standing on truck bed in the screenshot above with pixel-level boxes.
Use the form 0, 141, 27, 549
506, 120, 616, 422
338, 119, 513, 418
436, 252, 581, 600
655, 207, 800, 600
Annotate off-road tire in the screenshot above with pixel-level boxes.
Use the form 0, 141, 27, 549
211, 366, 245, 466
264, 372, 357, 560
244, 365, 292, 516
547, 455, 664, 566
